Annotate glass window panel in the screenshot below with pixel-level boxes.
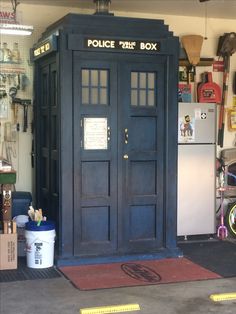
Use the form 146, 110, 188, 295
100, 70, 107, 87
82, 69, 89, 86
131, 90, 138, 106
131, 72, 138, 88
148, 73, 155, 89
140, 90, 146, 106
139, 72, 146, 89
91, 70, 98, 86
82, 87, 89, 104
91, 87, 98, 104
100, 88, 107, 105
148, 90, 155, 106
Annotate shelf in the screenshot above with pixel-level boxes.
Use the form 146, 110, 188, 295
179, 58, 214, 67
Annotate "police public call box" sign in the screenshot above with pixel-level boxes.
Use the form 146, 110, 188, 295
84, 38, 160, 52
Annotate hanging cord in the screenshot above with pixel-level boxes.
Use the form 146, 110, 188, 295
204, 2, 208, 40
11, 0, 20, 15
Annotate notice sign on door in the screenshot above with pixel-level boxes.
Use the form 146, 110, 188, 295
84, 117, 108, 150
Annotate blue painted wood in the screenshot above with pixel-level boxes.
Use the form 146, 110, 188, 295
56, 247, 183, 267
73, 56, 118, 256
118, 60, 165, 253
34, 12, 180, 263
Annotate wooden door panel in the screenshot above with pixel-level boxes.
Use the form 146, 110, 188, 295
129, 205, 156, 240
130, 116, 157, 151
81, 161, 110, 197
119, 60, 165, 252
73, 55, 117, 256
81, 206, 111, 242
130, 161, 156, 195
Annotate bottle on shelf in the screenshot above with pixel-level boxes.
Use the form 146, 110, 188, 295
2, 42, 12, 62
11, 42, 21, 63
0, 42, 3, 62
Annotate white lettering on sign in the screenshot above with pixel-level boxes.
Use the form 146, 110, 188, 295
118, 41, 136, 50
140, 42, 158, 51
87, 39, 115, 49
85, 38, 160, 52
33, 42, 51, 57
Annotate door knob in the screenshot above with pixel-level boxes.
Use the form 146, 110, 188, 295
123, 154, 129, 159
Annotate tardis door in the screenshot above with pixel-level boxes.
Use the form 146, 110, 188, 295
36, 57, 59, 224
73, 56, 118, 256
118, 60, 165, 253
73, 53, 165, 256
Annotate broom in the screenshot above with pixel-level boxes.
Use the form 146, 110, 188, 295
181, 35, 204, 102
217, 32, 236, 147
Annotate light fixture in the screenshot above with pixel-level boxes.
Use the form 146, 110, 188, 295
94, 0, 112, 15
0, 23, 33, 36
0, 0, 33, 36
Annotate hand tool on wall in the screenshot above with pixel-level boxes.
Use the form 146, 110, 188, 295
12, 101, 20, 132
181, 35, 204, 102
217, 32, 236, 147
31, 119, 34, 168
233, 72, 236, 95
11, 98, 31, 132
0, 90, 8, 119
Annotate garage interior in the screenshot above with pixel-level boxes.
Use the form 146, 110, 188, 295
0, 1, 236, 313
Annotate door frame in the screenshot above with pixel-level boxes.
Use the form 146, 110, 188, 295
72, 51, 177, 257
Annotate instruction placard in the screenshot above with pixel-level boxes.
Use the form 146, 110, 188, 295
84, 117, 108, 150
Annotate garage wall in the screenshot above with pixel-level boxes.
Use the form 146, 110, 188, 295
0, 3, 235, 195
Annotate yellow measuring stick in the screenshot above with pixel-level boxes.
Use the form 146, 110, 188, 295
80, 303, 140, 314
210, 292, 236, 302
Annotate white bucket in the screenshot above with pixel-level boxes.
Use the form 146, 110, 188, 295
25, 221, 56, 269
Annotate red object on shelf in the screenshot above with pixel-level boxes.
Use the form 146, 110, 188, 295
198, 72, 221, 103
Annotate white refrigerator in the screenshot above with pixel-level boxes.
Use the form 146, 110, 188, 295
177, 102, 216, 237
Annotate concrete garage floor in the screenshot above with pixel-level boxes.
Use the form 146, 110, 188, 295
0, 276, 236, 314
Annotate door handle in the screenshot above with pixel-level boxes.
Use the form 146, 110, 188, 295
107, 126, 111, 142
124, 128, 128, 144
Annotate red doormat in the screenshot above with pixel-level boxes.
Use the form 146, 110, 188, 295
59, 257, 221, 290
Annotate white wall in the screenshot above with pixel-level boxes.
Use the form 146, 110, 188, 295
1, 3, 235, 194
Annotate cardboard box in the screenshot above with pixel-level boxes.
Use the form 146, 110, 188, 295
0, 233, 17, 270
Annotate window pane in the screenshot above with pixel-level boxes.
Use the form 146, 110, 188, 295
139, 73, 146, 88
131, 90, 138, 106
131, 72, 138, 88
100, 70, 107, 87
82, 87, 89, 104
100, 88, 107, 105
148, 90, 155, 106
91, 70, 98, 86
148, 73, 155, 89
82, 69, 89, 86
140, 90, 146, 106
91, 87, 98, 104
